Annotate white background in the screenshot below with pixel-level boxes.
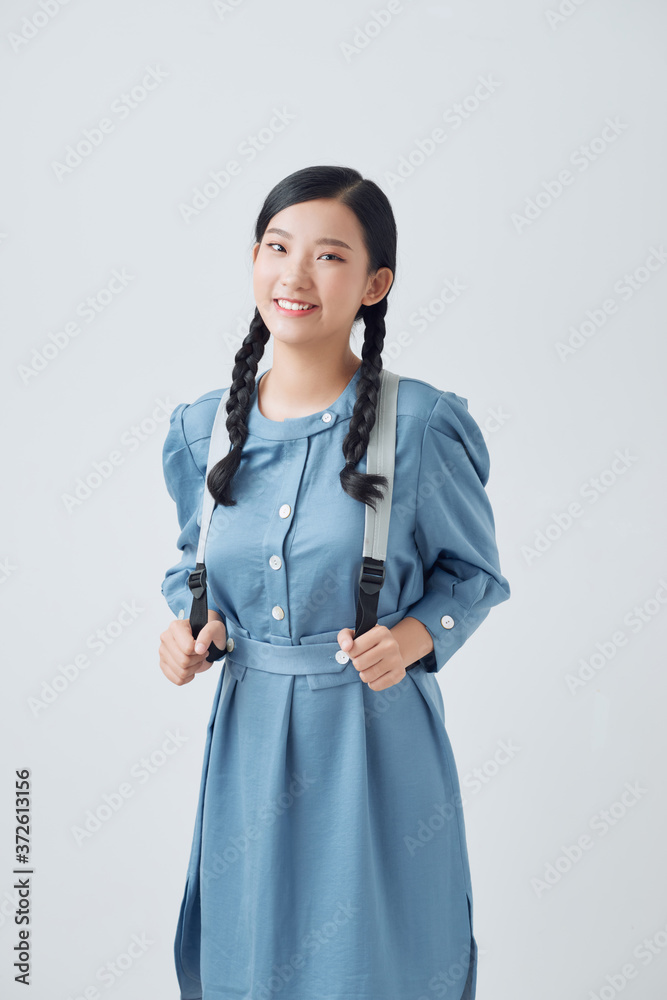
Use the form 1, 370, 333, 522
2, 1, 666, 998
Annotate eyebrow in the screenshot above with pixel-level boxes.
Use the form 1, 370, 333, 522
265, 227, 354, 251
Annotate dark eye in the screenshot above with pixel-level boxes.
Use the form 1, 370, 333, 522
264, 243, 343, 262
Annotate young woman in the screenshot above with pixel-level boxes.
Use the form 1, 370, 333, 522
158, 164, 511, 1000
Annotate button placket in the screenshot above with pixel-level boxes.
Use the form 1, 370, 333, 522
262, 439, 308, 639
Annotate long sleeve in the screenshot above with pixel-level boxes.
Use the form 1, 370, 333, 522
402, 390, 510, 673
161, 402, 225, 625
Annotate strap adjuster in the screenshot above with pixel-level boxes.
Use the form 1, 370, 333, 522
188, 565, 207, 600
359, 556, 385, 595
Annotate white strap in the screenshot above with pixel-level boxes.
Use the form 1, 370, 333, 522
363, 369, 399, 562
196, 369, 399, 566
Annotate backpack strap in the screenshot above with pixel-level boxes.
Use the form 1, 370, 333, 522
187, 389, 231, 660
188, 368, 400, 661
354, 368, 400, 638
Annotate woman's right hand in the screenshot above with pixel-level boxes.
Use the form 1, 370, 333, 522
158, 616, 227, 686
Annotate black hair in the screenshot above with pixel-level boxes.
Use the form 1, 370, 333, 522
207, 164, 397, 512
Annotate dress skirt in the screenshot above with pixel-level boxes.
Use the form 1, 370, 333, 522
173, 617, 478, 1000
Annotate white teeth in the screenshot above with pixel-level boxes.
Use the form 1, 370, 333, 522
276, 299, 315, 311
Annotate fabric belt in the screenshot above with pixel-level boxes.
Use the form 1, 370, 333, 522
222, 608, 413, 691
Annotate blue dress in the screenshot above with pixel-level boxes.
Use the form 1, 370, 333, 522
161, 366, 511, 1000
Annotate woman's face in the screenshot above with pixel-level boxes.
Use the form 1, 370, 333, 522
251, 198, 391, 349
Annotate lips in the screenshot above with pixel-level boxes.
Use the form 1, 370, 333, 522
276, 298, 315, 306
273, 298, 319, 314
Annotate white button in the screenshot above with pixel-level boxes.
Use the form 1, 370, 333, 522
269, 554, 282, 570
335, 650, 349, 664
440, 615, 455, 629
226, 637, 235, 651
321, 412, 332, 423
177, 609, 185, 619
279, 503, 291, 518
272, 605, 285, 620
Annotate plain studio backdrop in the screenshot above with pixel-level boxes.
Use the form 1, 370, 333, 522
2, 1, 666, 998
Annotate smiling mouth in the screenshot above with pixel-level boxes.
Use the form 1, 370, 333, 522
274, 298, 318, 312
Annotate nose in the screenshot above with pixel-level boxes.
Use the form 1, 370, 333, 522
280, 253, 313, 290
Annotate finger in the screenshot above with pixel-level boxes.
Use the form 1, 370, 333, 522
345, 624, 386, 657
362, 660, 405, 689
165, 626, 208, 667
171, 621, 199, 656
159, 656, 196, 686
337, 627, 354, 651
366, 670, 404, 692
160, 643, 204, 683
193, 660, 213, 674
193, 623, 227, 657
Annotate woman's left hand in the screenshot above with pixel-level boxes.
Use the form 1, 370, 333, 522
336, 625, 409, 691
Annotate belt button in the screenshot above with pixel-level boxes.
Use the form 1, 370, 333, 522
226, 637, 235, 651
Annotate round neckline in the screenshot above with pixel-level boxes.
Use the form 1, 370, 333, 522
246, 365, 362, 441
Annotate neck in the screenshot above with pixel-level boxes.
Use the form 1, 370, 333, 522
259, 345, 362, 418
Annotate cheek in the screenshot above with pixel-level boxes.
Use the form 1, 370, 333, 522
327, 268, 365, 301
253, 257, 274, 293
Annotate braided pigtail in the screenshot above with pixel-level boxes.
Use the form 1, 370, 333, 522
339, 297, 389, 511
206, 308, 270, 506
207, 164, 397, 508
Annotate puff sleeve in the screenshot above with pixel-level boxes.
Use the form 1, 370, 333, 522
403, 391, 510, 673
160, 402, 225, 624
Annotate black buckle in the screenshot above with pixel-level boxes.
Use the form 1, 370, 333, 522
188, 566, 207, 600
358, 556, 385, 595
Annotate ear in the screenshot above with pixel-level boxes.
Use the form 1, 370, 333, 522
252, 242, 260, 265
362, 266, 394, 306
